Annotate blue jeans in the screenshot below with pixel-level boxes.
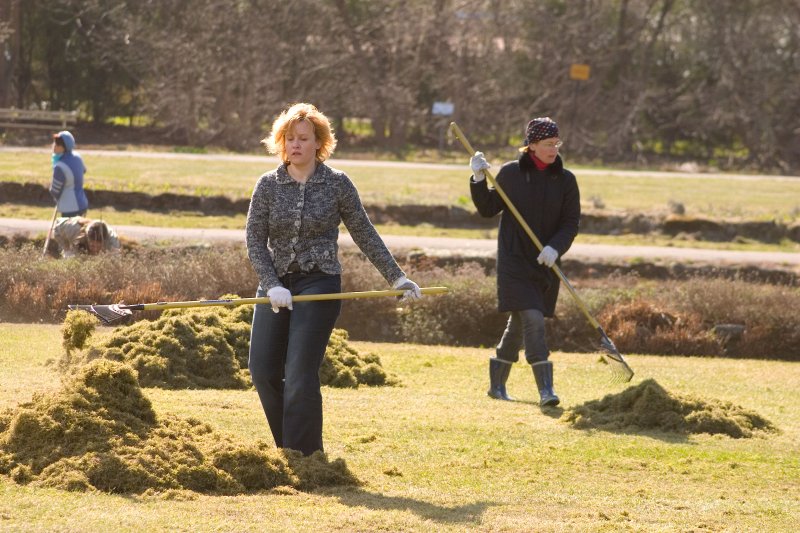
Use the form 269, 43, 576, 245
495, 309, 549, 365
248, 273, 341, 456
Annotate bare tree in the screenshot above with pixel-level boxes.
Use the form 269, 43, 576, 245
8, 0, 800, 171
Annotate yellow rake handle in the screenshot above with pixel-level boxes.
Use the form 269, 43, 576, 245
135, 286, 450, 312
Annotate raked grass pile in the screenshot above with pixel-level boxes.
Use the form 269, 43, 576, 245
563, 378, 777, 438
0, 359, 357, 495
60, 304, 398, 390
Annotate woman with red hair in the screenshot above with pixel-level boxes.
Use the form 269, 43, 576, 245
246, 103, 421, 456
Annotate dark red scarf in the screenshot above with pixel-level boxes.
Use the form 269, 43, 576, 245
529, 152, 549, 171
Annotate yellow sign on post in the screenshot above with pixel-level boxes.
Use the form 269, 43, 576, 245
569, 63, 591, 81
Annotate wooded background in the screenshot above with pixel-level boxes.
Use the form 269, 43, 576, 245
1, 0, 799, 172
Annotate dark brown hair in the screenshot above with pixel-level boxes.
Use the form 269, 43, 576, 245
86, 221, 109, 244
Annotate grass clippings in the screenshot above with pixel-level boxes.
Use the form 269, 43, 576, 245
61, 309, 100, 353
0, 358, 359, 494
321, 329, 400, 388
60, 304, 398, 390
562, 378, 778, 438
80, 310, 250, 390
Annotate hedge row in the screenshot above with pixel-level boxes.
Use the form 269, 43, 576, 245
1, 244, 798, 360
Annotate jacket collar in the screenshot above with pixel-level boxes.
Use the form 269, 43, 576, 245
276, 162, 328, 184
518, 151, 564, 175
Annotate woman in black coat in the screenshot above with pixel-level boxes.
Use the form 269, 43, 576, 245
470, 117, 580, 407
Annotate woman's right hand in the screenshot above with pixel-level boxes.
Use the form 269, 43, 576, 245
470, 151, 491, 182
267, 286, 293, 313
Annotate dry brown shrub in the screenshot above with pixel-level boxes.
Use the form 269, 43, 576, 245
0, 245, 256, 323
674, 278, 800, 358
337, 252, 402, 340
3, 245, 800, 359
395, 263, 507, 346
4, 281, 49, 322
338, 253, 506, 346
598, 299, 721, 356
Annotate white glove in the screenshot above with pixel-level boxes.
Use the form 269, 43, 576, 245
392, 276, 422, 301
537, 246, 559, 267
470, 151, 491, 182
266, 286, 293, 313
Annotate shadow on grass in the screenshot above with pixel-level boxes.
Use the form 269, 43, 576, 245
539, 405, 565, 418
503, 397, 565, 417
328, 487, 495, 526
568, 426, 692, 444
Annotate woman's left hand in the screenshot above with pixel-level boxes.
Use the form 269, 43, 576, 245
537, 246, 559, 267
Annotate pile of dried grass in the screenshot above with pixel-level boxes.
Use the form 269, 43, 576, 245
321, 329, 400, 387
0, 359, 359, 494
562, 379, 777, 438
61, 304, 398, 390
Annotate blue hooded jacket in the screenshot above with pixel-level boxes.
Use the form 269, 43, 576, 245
50, 130, 89, 215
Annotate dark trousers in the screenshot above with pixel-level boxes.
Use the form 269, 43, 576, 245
248, 273, 341, 456
495, 309, 549, 365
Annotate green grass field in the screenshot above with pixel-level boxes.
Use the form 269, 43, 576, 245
2, 149, 800, 220
1, 323, 798, 532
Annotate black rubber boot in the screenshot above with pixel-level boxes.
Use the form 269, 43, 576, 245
487, 358, 514, 401
531, 361, 560, 406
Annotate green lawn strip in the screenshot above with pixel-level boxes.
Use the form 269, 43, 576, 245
0, 324, 64, 410
2, 150, 799, 219
1, 324, 797, 531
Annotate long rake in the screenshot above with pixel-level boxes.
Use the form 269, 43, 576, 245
449, 122, 634, 382
68, 287, 450, 325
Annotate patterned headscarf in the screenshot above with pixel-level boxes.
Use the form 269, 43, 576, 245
524, 117, 559, 145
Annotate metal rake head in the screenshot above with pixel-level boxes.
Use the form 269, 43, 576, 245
67, 304, 132, 325
599, 334, 635, 383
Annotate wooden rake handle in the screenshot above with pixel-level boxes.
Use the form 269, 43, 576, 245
133, 286, 450, 312
68, 287, 451, 325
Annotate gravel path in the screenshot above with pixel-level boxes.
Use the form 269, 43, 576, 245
3, 216, 798, 269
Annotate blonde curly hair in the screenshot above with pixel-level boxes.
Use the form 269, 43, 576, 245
262, 103, 337, 164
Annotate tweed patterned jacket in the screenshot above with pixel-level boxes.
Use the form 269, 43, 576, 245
246, 163, 405, 290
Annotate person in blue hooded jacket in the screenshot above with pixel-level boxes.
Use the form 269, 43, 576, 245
49, 130, 89, 217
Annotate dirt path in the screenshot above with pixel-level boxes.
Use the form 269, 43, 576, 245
3, 216, 798, 269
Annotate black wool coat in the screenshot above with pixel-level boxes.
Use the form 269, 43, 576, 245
470, 153, 580, 315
